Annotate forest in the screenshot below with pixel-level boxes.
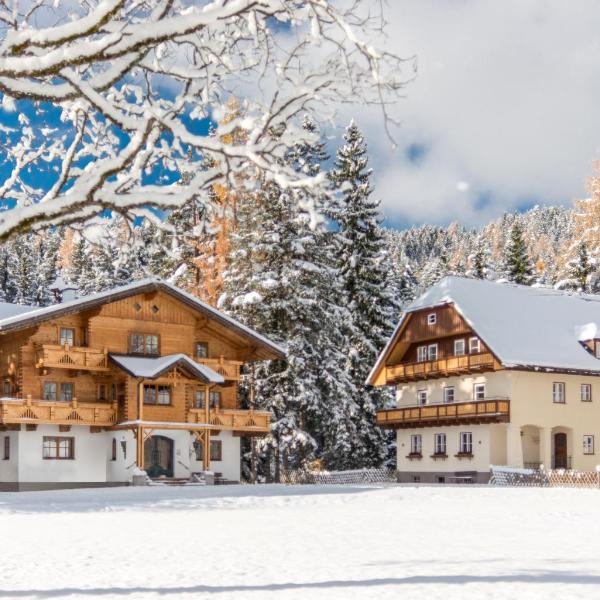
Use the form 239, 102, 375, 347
1, 121, 596, 480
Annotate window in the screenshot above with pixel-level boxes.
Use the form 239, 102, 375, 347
427, 313, 436, 325
98, 384, 108, 402
412, 475, 421, 483
581, 383, 592, 402
43, 382, 57, 401
454, 339, 466, 356
553, 382, 565, 404
410, 434, 422, 455
3, 436, 9, 460
129, 333, 159, 355
209, 390, 221, 409
474, 384, 486, 400
2, 380, 11, 396
460, 432, 473, 454
417, 390, 427, 405
434, 433, 446, 455
151, 304, 160, 314
210, 440, 222, 461
43, 436, 74, 460
59, 327, 75, 346
595, 341, 600, 359
469, 337, 481, 353
584, 435, 595, 455
111, 438, 117, 461
133, 302, 142, 312
444, 387, 455, 403
143, 384, 171, 405
196, 342, 209, 359
60, 383, 74, 402
417, 346, 427, 362
428, 344, 438, 360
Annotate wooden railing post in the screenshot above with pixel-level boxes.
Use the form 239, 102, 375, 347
26, 394, 32, 407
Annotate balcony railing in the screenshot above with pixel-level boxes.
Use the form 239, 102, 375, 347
187, 408, 270, 433
195, 357, 243, 381
35, 343, 109, 372
386, 352, 496, 384
376, 397, 510, 429
0, 396, 118, 426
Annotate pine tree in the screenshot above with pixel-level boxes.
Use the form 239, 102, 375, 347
557, 240, 594, 292
328, 121, 398, 468
503, 221, 534, 285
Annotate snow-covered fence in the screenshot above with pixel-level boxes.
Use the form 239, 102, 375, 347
490, 465, 600, 488
282, 468, 396, 485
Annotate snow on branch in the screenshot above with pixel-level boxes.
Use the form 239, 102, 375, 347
0, 0, 412, 238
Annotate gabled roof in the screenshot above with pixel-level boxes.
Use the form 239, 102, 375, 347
0, 278, 285, 360
110, 353, 225, 383
0, 301, 36, 320
368, 276, 600, 384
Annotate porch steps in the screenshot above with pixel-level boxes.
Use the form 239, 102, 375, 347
149, 477, 205, 487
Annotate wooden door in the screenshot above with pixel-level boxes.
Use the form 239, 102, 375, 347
554, 433, 568, 469
144, 435, 174, 478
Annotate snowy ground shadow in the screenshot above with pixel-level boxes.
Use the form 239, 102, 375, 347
0, 483, 381, 514
2, 572, 600, 597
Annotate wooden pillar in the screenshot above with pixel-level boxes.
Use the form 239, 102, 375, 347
136, 425, 144, 469
204, 385, 209, 423
204, 429, 211, 471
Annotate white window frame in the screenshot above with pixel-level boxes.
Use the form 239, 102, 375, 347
469, 337, 481, 353
459, 432, 473, 454
553, 382, 565, 404
427, 313, 437, 325
595, 341, 600, 359
417, 346, 427, 362
443, 387, 455, 404
434, 433, 446, 455
417, 390, 428, 405
584, 435, 595, 455
410, 434, 422, 455
473, 383, 486, 401
428, 344, 438, 361
454, 339, 465, 356
581, 383, 592, 402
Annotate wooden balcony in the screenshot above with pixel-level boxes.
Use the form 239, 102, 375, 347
386, 352, 497, 384
195, 357, 243, 381
187, 408, 270, 434
35, 344, 109, 372
0, 397, 118, 427
376, 397, 510, 429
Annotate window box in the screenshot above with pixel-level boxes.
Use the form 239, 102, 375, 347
406, 452, 423, 460
430, 453, 448, 460
454, 452, 474, 459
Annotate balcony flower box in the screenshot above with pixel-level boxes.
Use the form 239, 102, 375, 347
454, 452, 474, 460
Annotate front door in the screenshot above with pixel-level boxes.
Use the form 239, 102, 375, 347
144, 435, 174, 478
554, 433, 568, 469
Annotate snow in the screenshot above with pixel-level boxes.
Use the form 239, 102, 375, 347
0, 301, 35, 320
0, 484, 598, 599
372, 276, 600, 383
110, 353, 225, 383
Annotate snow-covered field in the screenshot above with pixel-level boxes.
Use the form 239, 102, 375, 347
0, 483, 598, 599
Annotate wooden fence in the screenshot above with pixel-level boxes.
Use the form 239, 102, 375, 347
490, 465, 600, 488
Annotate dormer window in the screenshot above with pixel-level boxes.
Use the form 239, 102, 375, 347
427, 313, 436, 325
469, 337, 481, 354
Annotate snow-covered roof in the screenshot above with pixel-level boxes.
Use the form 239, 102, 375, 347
0, 301, 36, 320
110, 353, 225, 384
0, 278, 285, 360
368, 276, 600, 383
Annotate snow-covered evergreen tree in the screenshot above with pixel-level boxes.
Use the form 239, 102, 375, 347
328, 121, 398, 467
502, 221, 534, 285
557, 240, 594, 292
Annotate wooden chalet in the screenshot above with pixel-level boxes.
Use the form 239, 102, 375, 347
0, 279, 284, 490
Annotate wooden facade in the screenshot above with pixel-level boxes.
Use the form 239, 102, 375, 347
0, 282, 283, 473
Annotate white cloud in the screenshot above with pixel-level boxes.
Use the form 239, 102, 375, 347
344, 0, 600, 226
